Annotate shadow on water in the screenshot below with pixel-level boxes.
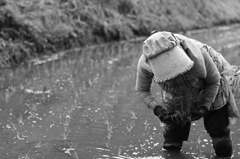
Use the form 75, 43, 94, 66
0, 26, 240, 159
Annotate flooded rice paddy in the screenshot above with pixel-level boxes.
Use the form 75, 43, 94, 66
0, 25, 240, 159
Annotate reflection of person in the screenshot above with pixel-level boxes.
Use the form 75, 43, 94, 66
135, 31, 240, 157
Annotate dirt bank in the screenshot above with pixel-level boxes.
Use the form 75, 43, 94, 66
1, 0, 240, 67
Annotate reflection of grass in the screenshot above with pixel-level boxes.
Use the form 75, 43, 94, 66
106, 124, 113, 140
126, 120, 135, 132
27, 110, 42, 120
62, 109, 72, 132
35, 140, 48, 148
163, 89, 205, 125
10, 121, 17, 130
16, 114, 24, 125
15, 132, 25, 140
73, 151, 80, 159
61, 129, 71, 140
18, 149, 31, 159
104, 111, 113, 141
62, 142, 78, 156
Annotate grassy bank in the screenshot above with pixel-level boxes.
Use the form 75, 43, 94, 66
1, 0, 240, 67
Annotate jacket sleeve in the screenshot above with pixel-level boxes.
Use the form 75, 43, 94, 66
135, 55, 158, 108
201, 47, 221, 110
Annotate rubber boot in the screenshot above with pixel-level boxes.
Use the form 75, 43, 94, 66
212, 135, 232, 157
163, 140, 183, 151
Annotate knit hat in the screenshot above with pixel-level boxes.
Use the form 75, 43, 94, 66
143, 32, 194, 82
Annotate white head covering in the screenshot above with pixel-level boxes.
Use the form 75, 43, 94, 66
143, 32, 194, 82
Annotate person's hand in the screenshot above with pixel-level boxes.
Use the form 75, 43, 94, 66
154, 105, 180, 124
153, 105, 168, 123
153, 105, 165, 116
191, 106, 209, 121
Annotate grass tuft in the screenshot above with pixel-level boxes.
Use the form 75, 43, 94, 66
163, 89, 206, 125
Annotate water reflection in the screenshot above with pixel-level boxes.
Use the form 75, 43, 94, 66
0, 27, 240, 159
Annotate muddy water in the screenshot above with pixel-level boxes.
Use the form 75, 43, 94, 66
0, 26, 240, 159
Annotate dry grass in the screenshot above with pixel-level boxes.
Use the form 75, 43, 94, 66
1, 0, 240, 66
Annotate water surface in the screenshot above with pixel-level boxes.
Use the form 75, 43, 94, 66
0, 26, 240, 159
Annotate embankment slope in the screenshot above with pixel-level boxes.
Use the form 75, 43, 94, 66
1, 0, 240, 66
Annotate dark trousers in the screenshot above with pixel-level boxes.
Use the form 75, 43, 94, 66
163, 103, 230, 142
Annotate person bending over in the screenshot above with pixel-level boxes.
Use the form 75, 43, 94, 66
135, 31, 240, 157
